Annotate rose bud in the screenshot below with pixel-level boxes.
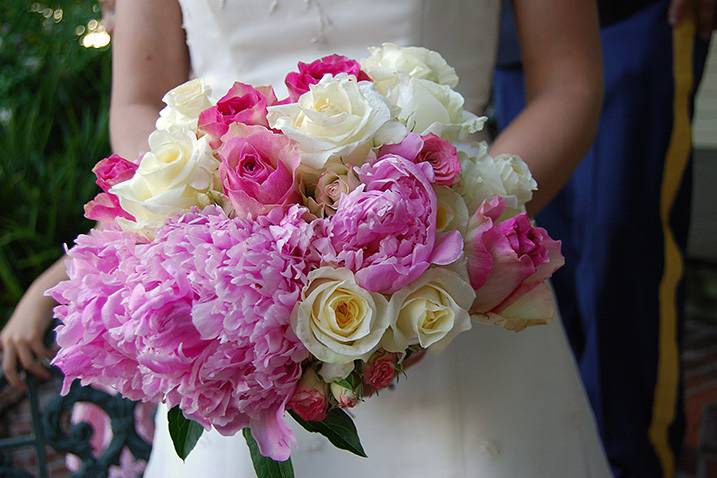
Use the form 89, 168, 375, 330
288, 368, 328, 422
363, 350, 400, 392
330, 382, 359, 409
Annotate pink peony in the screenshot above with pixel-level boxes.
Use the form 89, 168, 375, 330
84, 154, 138, 222
466, 197, 564, 330
378, 132, 423, 160
198, 82, 277, 145
317, 154, 463, 294
48, 228, 147, 399
287, 368, 328, 422
285, 54, 371, 101
218, 124, 301, 218
363, 349, 400, 392
379, 133, 460, 185
49, 205, 319, 461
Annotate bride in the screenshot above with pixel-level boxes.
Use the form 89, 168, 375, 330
3, 0, 608, 476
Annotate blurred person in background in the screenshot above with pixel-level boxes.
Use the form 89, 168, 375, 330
492, 1, 713, 477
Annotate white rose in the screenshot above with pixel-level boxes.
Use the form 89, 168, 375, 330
456, 142, 537, 216
267, 73, 392, 170
361, 43, 459, 94
382, 267, 475, 353
392, 78, 485, 141
292, 267, 391, 364
495, 153, 536, 208
319, 362, 355, 382
434, 185, 469, 234
111, 127, 219, 236
155, 78, 212, 131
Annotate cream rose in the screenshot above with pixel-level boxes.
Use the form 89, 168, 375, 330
267, 73, 393, 170
155, 78, 213, 131
456, 142, 537, 216
319, 362, 355, 382
382, 267, 475, 353
111, 127, 219, 236
301, 158, 361, 217
291, 267, 391, 364
435, 185, 469, 234
392, 78, 485, 141
361, 43, 459, 94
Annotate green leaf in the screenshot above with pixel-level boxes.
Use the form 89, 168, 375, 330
242, 428, 295, 478
167, 406, 204, 461
289, 408, 367, 458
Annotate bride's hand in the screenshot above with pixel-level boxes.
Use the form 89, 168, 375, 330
669, 0, 716, 40
1, 289, 54, 389
1, 258, 66, 389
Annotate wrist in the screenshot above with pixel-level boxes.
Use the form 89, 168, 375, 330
26, 278, 57, 310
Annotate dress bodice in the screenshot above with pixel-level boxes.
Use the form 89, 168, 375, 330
178, 0, 500, 114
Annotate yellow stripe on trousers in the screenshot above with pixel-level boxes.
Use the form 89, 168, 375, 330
648, 9, 695, 478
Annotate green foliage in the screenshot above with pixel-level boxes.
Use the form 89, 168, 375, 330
167, 406, 205, 461
289, 408, 367, 458
0, 1, 111, 320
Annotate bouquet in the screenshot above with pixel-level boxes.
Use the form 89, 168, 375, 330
48, 44, 564, 477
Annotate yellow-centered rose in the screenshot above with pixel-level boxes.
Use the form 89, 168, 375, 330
111, 127, 219, 237
292, 267, 390, 364
267, 73, 394, 171
382, 267, 475, 353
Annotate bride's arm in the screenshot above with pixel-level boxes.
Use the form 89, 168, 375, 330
110, 0, 190, 160
490, 0, 603, 215
0, 1, 191, 388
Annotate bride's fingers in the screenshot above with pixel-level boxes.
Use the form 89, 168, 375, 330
30, 337, 54, 361
2, 344, 23, 389
16, 345, 51, 381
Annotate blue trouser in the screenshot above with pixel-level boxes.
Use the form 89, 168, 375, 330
493, 3, 708, 477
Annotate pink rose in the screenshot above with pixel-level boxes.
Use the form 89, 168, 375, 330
198, 82, 277, 145
84, 193, 131, 223
319, 154, 463, 294
93, 154, 138, 191
285, 54, 371, 101
218, 124, 301, 218
84, 154, 138, 222
416, 134, 460, 185
288, 368, 328, 422
379, 133, 460, 185
363, 349, 400, 392
466, 196, 564, 330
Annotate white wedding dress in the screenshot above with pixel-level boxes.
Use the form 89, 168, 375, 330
145, 1, 612, 477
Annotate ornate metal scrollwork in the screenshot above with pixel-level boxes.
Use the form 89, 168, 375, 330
0, 450, 35, 478
0, 322, 152, 477
41, 380, 152, 478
